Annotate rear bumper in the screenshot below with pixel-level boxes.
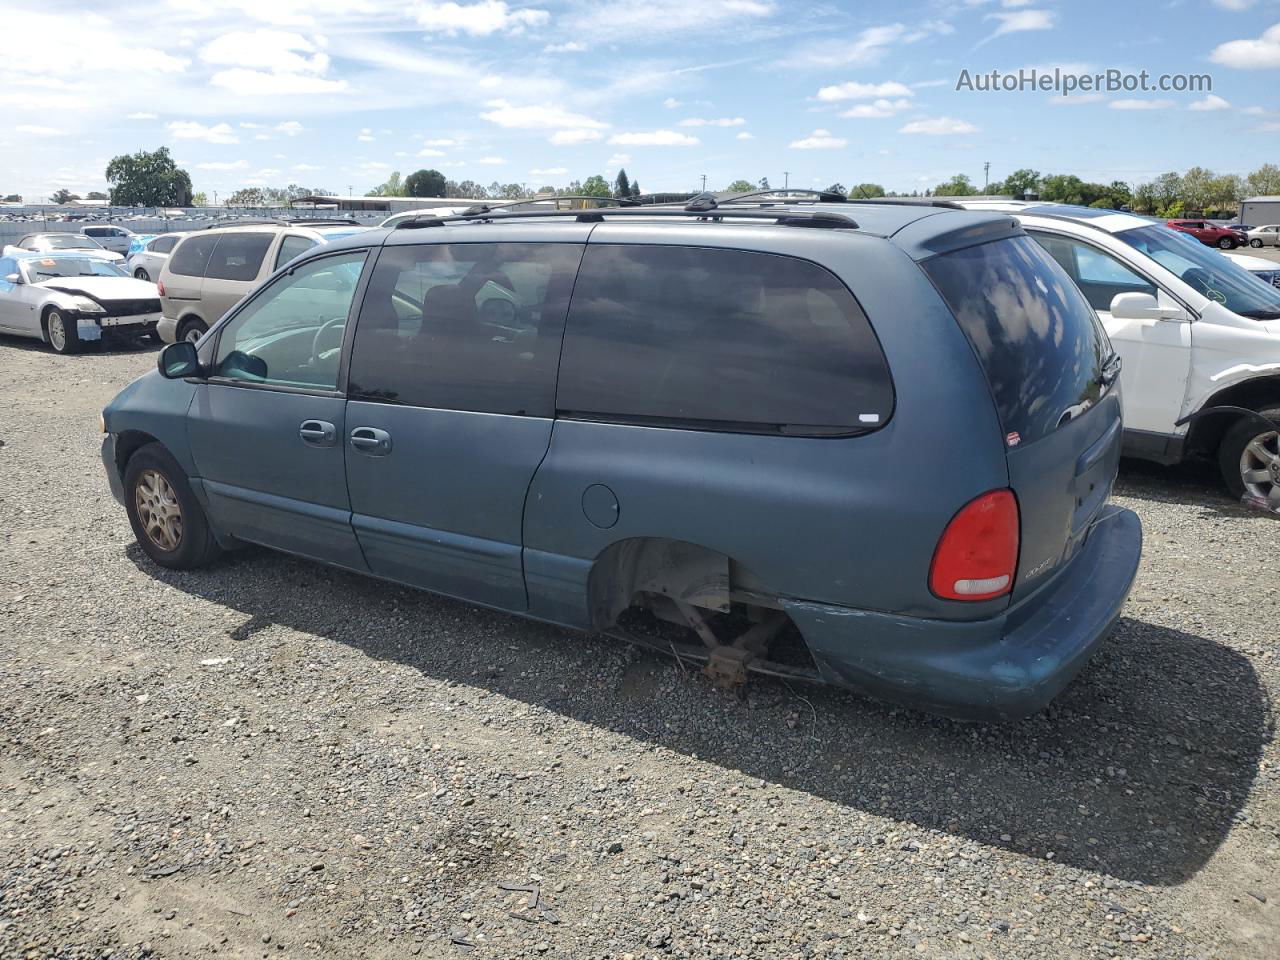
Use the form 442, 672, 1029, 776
784, 507, 1143, 722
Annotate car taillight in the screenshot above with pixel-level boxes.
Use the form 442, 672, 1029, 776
930, 490, 1020, 602
157, 280, 165, 297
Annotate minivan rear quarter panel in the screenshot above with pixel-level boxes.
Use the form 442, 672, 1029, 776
522, 223, 1011, 628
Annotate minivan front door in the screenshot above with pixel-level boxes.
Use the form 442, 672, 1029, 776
342, 236, 587, 610
1029, 231, 1191, 435
187, 249, 371, 569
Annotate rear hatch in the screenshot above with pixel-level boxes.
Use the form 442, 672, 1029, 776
922, 235, 1123, 601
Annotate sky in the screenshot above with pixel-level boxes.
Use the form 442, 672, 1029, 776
3, 0, 1280, 201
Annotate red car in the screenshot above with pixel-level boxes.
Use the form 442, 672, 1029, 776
1166, 219, 1247, 249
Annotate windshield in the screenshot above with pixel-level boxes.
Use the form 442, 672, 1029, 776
25, 258, 128, 281
1117, 225, 1280, 320
43, 234, 104, 249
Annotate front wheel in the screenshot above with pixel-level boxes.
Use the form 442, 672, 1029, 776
133, 267, 150, 281
123, 442, 222, 569
1217, 236, 1236, 249
45, 308, 80, 354
1219, 406, 1280, 507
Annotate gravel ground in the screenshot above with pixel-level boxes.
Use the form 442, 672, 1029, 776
1, 338, 1277, 960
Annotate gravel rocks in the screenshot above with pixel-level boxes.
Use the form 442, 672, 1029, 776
1, 342, 1277, 958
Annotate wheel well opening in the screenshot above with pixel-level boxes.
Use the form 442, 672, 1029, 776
114, 430, 161, 478
1186, 377, 1280, 458
586, 537, 817, 678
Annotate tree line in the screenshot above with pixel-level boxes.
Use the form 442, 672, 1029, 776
364, 168, 643, 201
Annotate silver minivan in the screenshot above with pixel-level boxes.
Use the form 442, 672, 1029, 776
157, 223, 368, 343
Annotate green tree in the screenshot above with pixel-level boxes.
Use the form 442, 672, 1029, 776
191, 191, 208, 206
366, 171, 406, 197
456, 180, 487, 199
1130, 182, 1158, 214
613, 168, 631, 199
1245, 163, 1280, 198
50, 189, 78, 204
1038, 173, 1087, 204
934, 174, 978, 197
2, 194, 20, 203
849, 183, 885, 198
86, 191, 109, 201
405, 168, 447, 197
725, 179, 755, 193
630, 180, 641, 198
1149, 172, 1183, 212
227, 187, 267, 206
758, 177, 770, 191
1208, 174, 1243, 215
581, 175, 611, 197
105, 147, 193, 206
993, 168, 1040, 199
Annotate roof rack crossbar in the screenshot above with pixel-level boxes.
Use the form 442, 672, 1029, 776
843, 198, 965, 210
461, 196, 638, 216
393, 206, 859, 230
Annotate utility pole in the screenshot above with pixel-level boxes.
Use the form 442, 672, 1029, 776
783, 171, 790, 190
983, 161, 990, 193
700, 174, 707, 192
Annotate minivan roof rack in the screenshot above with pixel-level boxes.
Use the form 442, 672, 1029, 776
844, 198, 965, 210
461, 196, 638, 216
394, 205, 859, 230
719, 188, 848, 204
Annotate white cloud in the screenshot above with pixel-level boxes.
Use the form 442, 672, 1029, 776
608, 129, 700, 146
1211, 23, 1280, 69
1212, 0, 1255, 9
779, 24, 907, 69
126, 112, 157, 120
1240, 105, 1267, 115
564, 0, 774, 42
606, 153, 632, 166
15, 124, 68, 137
986, 9, 1055, 37
544, 41, 585, 53
419, 147, 446, 157
277, 121, 304, 135
293, 163, 324, 171
1189, 94, 1232, 111
899, 116, 979, 134
195, 159, 249, 170
357, 127, 375, 142
663, 97, 681, 108
789, 128, 847, 149
476, 156, 505, 164
200, 29, 329, 74
414, 1, 550, 37
422, 138, 459, 147
816, 80, 913, 102
167, 120, 239, 144
678, 116, 746, 127
549, 129, 603, 145
1047, 93, 1105, 106
1110, 98, 1174, 110
530, 166, 568, 175
210, 69, 347, 95
735, 131, 754, 140
480, 99, 607, 130
841, 98, 913, 118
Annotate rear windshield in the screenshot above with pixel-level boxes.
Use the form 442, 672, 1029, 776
168, 235, 217, 277
922, 236, 1111, 446
557, 245, 894, 434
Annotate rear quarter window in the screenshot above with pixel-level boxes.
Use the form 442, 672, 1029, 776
167, 234, 218, 277
922, 236, 1108, 446
557, 245, 893, 434
205, 233, 273, 282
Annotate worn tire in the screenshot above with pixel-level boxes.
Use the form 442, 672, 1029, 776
45, 308, 80, 355
1218, 405, 1280, 501
176, 317, 208, 344
123, 442, 222, 570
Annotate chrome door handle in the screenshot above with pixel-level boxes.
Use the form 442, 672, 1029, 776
349, 426, 392, 456
298, 420, 337, 447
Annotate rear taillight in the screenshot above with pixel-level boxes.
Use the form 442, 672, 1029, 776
157, 280, 165, 297
930, 490, 1020, 602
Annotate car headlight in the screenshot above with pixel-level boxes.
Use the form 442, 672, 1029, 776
71, 296, 105, 314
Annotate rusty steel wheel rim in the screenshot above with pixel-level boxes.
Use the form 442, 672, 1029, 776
135, 469, 183, 552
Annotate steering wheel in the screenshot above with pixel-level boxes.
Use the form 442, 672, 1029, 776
310, 316, 346, 367
1183, 268, 1227, 304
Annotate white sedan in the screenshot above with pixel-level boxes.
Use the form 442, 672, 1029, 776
3, 232, 125, 263
0, 251, 162, 353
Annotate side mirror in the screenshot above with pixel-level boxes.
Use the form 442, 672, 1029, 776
157, 340, 201, 379
1109, 292, 1186, 321
3, 273, 20, 284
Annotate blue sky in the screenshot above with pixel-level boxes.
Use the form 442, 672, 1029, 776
3, 0, 1279, 200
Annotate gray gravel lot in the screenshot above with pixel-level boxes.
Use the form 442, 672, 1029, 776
1, 339, 1277, 960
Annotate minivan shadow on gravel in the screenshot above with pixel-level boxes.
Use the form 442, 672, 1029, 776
127, 543, 1271, 888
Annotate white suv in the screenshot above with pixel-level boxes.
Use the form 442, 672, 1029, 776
960, 201, 1280, 503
